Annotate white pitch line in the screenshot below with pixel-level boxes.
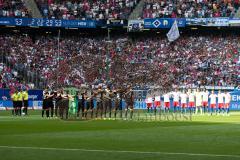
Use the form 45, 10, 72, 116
0, 146, 239, 158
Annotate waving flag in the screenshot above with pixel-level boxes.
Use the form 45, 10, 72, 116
167, 20, 180, 42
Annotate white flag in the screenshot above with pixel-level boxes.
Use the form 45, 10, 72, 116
167, 20, 180, 42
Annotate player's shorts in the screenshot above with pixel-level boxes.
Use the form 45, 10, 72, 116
224, 103, 230, 108
16, 101, 22, 108
188, 102, 195, 108
202, 101, 208, 107
42, 100, 48, 110
210, 104, 216, 108
173, 101, 179, 107
146, 103, 152, 108
23, 100, 28, 107
181, 103, 187, 108
12, 101, 16, 109
164, 102, 170, 108
218, 103, 224, 109
154, 101, 161, 107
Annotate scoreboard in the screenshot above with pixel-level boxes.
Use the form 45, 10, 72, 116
0, 17, 96, 28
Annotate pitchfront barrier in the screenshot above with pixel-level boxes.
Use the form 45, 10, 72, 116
230, 89, 240, 110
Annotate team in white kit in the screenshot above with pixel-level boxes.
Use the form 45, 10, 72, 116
145, 88, 231, 116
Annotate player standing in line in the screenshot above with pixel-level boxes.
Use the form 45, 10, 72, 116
85, 88, 94, 119
124, 85, 134, 119
152, 95, 155, 114
42, 91, 49, 118
171, 88, 180, 113
11, 90, 18, 116
77, 91, 84, 118
217, 90, 225, 115
48, 91, 55, 118
209, 90, 217, 116
154, 94, 161, 117
105, 87, 114, 118
180, 89, 188, 115
195, 88, 203, 115
95, 86, 103, 119
202, 88, 209, 115
224, 91, 231, 116
188, 89, 195, 115
146, 96, 152, 113
163, 91, 170, 120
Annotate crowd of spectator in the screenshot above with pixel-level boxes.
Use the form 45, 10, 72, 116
0, 32, 239, 90
1, 0, 239, 20
143, 0, 240, 18
36, 0, 138, 20
0, 63, 30, 91
0, 0, 31, 18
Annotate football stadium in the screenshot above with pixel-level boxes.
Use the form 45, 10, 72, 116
0, 0, 240, 160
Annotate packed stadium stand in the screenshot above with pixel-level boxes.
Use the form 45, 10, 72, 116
0, 62, 30, 91
143, 0, 240, 18
0, 0, 239, 90
35, 0, 139, 20
0, 0, 31, 17
0, 30, 238, 90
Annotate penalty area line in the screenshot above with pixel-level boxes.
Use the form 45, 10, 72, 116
0, 146, 240, 158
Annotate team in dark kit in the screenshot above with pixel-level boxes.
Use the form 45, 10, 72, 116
42, 85, 135, 120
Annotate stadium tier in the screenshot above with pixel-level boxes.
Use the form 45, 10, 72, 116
36, 0, 139, 20
0, 0, 31, 17
0, 33, 238, 89
143, 0, 240, 18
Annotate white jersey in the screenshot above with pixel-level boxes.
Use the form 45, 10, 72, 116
218, 93, 225, 104
188, 93, 195, 102
146, 97, 152, 104
202, 91, 209, 102
171, 91, 180, 102
155, 96, 161, 102
180, 93, 188, 104
224, 93, 231, 104
209, 94, 217, 104
163, 93, 170, 102
195, 92, 203, 107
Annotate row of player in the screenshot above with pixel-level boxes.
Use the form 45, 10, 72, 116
145, 88, 231, 115
42, 86, 135, 119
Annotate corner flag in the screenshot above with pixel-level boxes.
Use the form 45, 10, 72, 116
167, 20, 180, 42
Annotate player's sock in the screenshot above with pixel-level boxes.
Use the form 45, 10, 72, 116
42, 110, 44, 117
19, 108, 22, 116
95, 110, 98, 118
46, 110, 49, 118
125, 110, 128, 119
120, 110, 122, 118
25, 108, 28, 115
51, 109, 54, 117
91, 110, 94, 118
109, 111, 111, 118
130, 110, 133, 119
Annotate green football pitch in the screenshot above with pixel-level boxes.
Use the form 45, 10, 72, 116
0, 111, 240, 160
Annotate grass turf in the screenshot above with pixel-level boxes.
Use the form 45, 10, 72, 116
0, 110, 240, 160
